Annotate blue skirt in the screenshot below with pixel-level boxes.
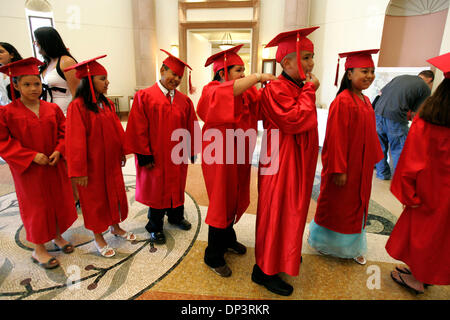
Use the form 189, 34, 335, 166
307, 218, 367, 259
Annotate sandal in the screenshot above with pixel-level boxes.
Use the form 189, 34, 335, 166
52, 240, 74, 254
31, 256, 60, 269
395, 266, 432, 288
390, 271, 424, 294
95, 242, 115, 258
353, 256, 366, 265
111, 230, 136, 241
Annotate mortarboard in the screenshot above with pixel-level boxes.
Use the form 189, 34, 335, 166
204, 44, 244, 82
160, 49, 195, 94
265, 27, 319, 80
0, 57, 44, 101
334, 49, 379, 86
64, 55, 107, 103
427, 52, 450, 79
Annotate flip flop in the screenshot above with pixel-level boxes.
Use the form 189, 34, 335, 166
390, 271, 424, 294
52, 240, 74, 254
31, 256, 60, 269
395, 266, 411, 274
395, 266, 432, 288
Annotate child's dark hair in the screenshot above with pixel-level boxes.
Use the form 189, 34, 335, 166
418, 78, 450, 128
0, 42, 23, 63
74, 77, 111, 113
213, 65, 235, 82
336, 68, 354, 96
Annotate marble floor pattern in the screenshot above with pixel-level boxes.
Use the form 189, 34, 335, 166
0, 135, 448, 300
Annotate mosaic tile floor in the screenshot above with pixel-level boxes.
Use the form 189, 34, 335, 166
0, 141, 448, 301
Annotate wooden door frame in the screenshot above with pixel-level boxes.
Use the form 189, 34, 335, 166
178, 0, 260, 94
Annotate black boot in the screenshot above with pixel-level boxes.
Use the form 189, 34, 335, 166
251, 264, 293, 296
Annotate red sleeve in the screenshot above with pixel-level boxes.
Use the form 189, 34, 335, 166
322, 93, 350, 174
108, 98, 128, 156
196, 81, 239, 124
54, 106, 66, 157
65, 99, 88, 178
390, 119, 426, 206
124, 90, 152, 155
260, 81, 317, 134
0, 108, 37, 174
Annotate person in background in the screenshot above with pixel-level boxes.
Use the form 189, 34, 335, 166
308, 49, 383, 266
65, 55, 135, 258
0, 42, 23, 106
0, 58, 77, 269
34, 27, 80, 207
253, 27, 320, 296
197, 44, 276, 278
374, 70, 433, 180
387, 52, 450, 294
125, 50, 200, 245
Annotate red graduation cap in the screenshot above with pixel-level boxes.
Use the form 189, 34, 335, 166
427, 52, 450, 79
204, 44, 244, 82
334, 49, 379, 86
160, 49, 195, 94
64, 55, 107, 103
265, 27, 319, 80
0, 57, 43, 101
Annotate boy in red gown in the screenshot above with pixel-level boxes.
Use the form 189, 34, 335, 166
125, 50, 200, 244
253, 27, 321, 296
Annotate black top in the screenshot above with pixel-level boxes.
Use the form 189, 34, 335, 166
374, 75, 431, 125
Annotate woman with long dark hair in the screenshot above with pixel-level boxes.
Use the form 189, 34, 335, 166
65, 55, 134, 258
0, 42, 23, 105
387, 52, 450, 294
34, 26, 79, 115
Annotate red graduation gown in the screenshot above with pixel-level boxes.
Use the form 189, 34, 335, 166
66, 98, 128, 233
314, 89, 383, 234
386, 117, 450, 285
0, 100, 77, 244
196, 80, 259, 229
124, 84, 199, 209
255, 75, 319, 276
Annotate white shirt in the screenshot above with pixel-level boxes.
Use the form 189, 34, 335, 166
157, 80, 175, 103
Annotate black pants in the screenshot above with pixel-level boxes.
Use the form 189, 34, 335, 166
204, 223, 237, 268
145, 205, 184, 233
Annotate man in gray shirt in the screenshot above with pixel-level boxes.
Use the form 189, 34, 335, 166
374, 71, 433, 180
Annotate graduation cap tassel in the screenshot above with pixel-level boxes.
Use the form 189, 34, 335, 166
87, 66, 97, 104
9, 70, 16, 101
334, 57, 340, 87
296, 32, 306, 81
224, 53, 229, 82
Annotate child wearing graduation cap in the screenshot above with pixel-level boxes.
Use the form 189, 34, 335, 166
0, 57, 77, 269
65, 55, 134, 258
196, 45, 276, 278
387, 52, 450, 294
253, 27, 320, 296
308, 50, 383, 266
125, 49, 200, 245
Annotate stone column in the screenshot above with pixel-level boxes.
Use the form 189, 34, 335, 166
132, 0, 158, 91
284, 0, 311, 30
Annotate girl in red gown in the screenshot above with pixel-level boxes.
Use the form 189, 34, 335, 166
387, 52, 450, 293
65, 55, 135, 258
0, 58, 77, 269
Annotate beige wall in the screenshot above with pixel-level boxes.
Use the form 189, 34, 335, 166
379, 10, 448, 68
0, 0, 136, 112
433, 8, 450, 90
309, 0, 391, 109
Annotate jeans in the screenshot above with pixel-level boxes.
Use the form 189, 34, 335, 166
375, 114, 409, 179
